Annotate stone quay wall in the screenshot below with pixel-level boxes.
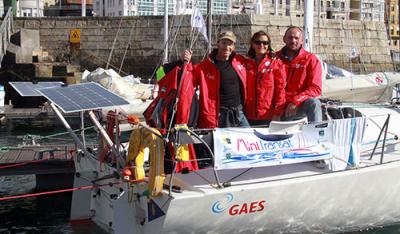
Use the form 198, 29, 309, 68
12, 14, 393, 78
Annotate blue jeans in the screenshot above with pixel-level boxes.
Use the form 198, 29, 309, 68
285, 98, 322, 123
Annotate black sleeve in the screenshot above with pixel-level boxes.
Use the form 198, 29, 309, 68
163, 60, 184, 74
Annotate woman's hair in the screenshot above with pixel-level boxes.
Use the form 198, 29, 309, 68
247, 30, 274, 59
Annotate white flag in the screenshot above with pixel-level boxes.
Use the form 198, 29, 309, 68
191, 7, 208, 42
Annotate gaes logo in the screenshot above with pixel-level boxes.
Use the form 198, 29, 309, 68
212, 193, 233, 213
212, 193, 266, 216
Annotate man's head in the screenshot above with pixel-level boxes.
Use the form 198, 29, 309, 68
216, 31, 236, 61
283, 26, 304, 53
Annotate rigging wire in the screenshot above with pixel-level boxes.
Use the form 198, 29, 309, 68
106, 17, 124, 70
119, 20, 136, 74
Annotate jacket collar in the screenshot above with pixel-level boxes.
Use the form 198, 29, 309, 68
280, 46, 307, 62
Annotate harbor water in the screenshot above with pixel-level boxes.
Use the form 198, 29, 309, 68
1, 124, 400, 234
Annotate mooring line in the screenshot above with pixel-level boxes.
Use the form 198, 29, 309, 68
0, 181, 126, 202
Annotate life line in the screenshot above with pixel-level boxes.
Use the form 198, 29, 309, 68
127, 127, 165, 197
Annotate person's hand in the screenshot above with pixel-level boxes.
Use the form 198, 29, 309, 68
181, 50, 193, 63
285, 103, 297, 117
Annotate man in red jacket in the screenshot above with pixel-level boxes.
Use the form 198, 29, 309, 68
276, 26, 322, 122
183, 31, 249, 128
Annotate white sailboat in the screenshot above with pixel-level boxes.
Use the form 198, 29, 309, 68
33, 1, 400, 233
45, 81, 400, 234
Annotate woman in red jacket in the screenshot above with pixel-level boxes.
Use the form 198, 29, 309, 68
244, 31, 287, 126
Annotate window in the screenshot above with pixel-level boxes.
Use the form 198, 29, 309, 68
119, 0, 122, 5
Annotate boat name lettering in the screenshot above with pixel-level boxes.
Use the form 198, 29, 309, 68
237, 139, 293, 152
229, 200, 266, 216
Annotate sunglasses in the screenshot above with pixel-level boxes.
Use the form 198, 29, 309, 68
253, 40, 270, 46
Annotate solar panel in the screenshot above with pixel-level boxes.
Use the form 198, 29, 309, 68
9, 82, 64, 97
38, 82, 130, 113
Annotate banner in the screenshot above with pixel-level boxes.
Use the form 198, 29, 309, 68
213, 118, 365, 170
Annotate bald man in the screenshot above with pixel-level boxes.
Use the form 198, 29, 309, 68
276, 26, 322, 122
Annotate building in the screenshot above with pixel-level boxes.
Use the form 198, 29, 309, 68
387, 0, 399, 48
93, 0, 228, 16
18, 0, 45, 16
3, 0, 45, 16
44, 0, 93, 16
229, 0, 384, 21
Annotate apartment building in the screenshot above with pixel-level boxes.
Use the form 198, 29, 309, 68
91, 0, 385, 22
387, 0, 399, 48
93, 0, 228, 16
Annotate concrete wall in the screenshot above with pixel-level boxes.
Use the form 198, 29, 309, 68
11, 15, 393, 78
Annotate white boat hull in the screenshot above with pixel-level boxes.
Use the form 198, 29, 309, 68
69, 104, 400, 233
71, 154, 400, 234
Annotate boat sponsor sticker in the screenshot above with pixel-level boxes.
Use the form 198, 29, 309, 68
212, 193, 266, 216
213, 126, 332, 170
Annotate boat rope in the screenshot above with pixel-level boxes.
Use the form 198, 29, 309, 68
106, 17, 124, 70
0, 181, 128, 202
81, 50, 129, 76
28, 126, 96, 141
119, 20, 136, 74
0, 126, 96, 153
149, 14, 185, 83
0, 158, 50, 170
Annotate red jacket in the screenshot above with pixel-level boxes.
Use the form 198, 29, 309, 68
144, 65, 194, 128
192, 51, 247, 128
143, 65, 199, 173
276, 47, 322, 106
244, 55, 286, 120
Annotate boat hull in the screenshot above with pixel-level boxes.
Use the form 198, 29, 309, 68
150, 162, 400, 233
83, 160, 400, 234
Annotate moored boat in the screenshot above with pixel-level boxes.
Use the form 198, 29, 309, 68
35, 80, 400, 233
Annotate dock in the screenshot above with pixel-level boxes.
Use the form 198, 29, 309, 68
0, 145, 78, 190
0, 145, 75, 176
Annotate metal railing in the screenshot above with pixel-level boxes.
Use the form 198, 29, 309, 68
0, 8, 14, 68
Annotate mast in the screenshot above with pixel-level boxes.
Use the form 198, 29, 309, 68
207, 0, 212, 52
82, 0, 86, 16
163, 0, 169, 63
303, 0, 314, 52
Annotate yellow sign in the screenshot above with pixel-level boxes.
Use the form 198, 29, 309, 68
70, 29, 81, 43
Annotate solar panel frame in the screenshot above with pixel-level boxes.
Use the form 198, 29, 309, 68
38, 82, 130, 113
9, 82, 64, 97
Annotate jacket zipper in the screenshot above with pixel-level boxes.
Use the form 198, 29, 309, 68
287, 63, 295, 90
255, 64, 262, 119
